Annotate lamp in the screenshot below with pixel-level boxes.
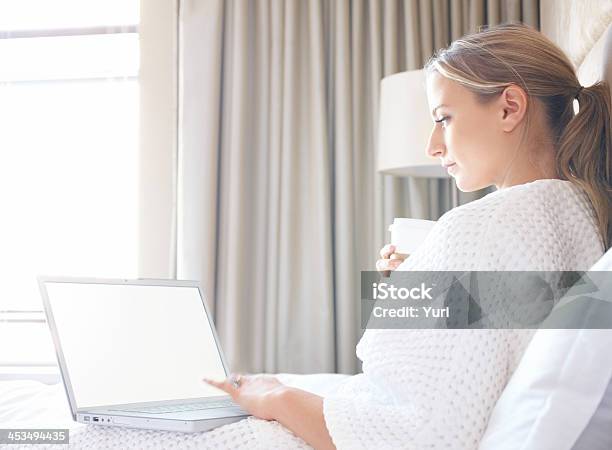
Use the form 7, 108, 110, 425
377, 69, 459, 207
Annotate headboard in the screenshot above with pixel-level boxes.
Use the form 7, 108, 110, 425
540, 0, 612, 110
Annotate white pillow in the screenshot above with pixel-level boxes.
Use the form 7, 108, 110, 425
479, 248, 612, 450
589, 247, 612, 270
571, 247, 612, 450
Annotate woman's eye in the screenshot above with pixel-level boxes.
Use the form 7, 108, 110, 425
434, 116, 449, 127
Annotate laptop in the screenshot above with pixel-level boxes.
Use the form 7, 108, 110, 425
37, 277, 250, 433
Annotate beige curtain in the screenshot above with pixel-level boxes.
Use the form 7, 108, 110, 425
177, 0, 540, 375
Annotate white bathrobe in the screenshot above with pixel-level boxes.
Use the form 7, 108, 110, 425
61, 179, 604, 450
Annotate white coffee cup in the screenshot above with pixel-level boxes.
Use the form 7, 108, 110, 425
388, 218, 437, 257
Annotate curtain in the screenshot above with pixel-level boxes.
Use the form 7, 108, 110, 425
177, 0, 540, 375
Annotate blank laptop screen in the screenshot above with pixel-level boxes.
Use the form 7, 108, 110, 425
43, 282, 227, 409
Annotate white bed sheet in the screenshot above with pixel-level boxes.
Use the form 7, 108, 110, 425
0, 373, 349, 449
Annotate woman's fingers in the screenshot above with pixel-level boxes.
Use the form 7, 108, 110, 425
379, 244, 396, 259
202, 377, 230, 391
202, 374, 241, 396
376, 257, 404, 272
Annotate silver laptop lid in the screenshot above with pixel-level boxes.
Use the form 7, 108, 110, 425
38, 277, 230, 417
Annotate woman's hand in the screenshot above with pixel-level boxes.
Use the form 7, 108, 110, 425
203, 373, 286, 421
376, 244, 407, 276
205, 373, 336, 450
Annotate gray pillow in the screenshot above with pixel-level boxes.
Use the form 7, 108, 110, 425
572, 374, 612, 449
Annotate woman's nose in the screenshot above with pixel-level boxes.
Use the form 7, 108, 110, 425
426, 125, 445, 159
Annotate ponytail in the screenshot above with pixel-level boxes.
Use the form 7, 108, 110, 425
557, 81, 612, 250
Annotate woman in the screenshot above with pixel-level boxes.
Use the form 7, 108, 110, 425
156, 22, 610, 449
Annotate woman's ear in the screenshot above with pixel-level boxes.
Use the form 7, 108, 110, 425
498, 84, 528, 133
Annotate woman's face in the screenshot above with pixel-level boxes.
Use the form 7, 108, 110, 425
425, 71, 528, 191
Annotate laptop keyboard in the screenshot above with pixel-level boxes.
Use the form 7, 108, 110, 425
111, 398, 238, 414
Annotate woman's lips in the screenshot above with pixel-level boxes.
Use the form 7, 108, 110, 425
445, 163, 457, 174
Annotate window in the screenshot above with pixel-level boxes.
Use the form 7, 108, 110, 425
0, 0, 140, 375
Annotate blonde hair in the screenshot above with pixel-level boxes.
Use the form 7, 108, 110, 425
424, 23, 612, 251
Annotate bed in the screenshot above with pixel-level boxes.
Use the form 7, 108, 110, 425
0, 373, 349, 448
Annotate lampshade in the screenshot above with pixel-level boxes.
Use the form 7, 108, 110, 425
377, 69, 447, 178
